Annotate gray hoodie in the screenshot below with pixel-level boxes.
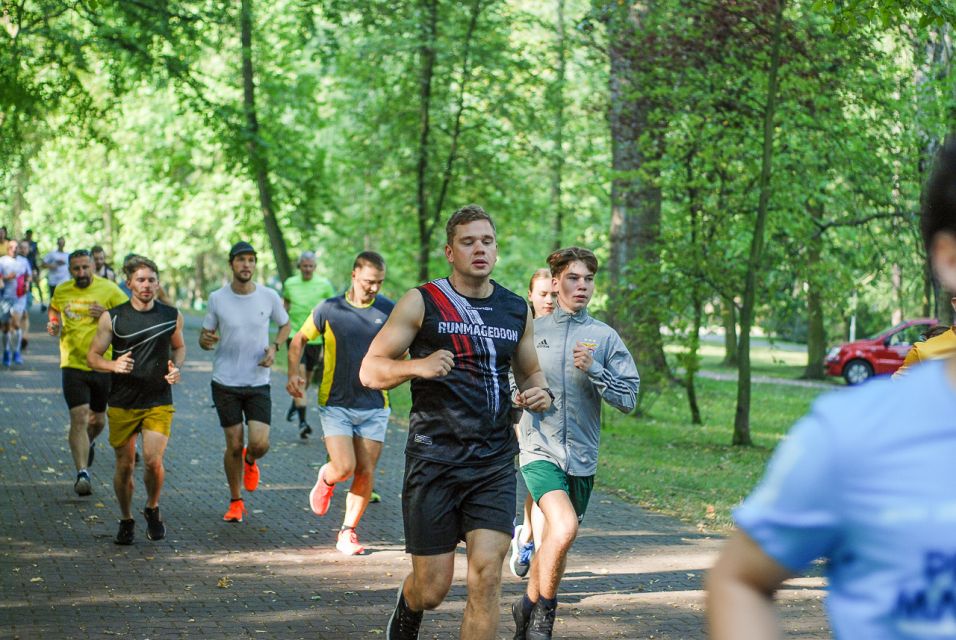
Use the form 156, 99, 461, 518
518, 305, 639, 476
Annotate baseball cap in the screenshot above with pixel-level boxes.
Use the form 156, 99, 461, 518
229, 241, 257, 260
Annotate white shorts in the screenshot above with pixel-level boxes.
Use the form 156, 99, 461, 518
317, 406, 390, 442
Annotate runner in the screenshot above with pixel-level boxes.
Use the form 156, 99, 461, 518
16, 239, 34, 352
512, 247, 639, 640
287, 251, 393, 555
509, 268, 555, 579
0, 239, 32, 365
360, 204, 553, 640
47, 249, 128, 496
91, 246, 117, 282
282, 251, 334, 439
86, 256, 185, 545
41, 236, 70, 300
200, 241, 290, 523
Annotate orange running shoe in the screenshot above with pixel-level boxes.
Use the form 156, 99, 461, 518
223, 499, 246, 522
242, 447, 260, 492
336, 527, 365, 555
309, 464, 335, 516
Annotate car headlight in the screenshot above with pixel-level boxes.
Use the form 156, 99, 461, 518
826, 346, 841, 360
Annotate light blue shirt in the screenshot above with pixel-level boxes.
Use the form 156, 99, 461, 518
735, 360, 956, 638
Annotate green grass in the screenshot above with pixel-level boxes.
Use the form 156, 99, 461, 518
665, 340, 812, 380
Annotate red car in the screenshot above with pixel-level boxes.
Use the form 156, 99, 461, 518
825, 318, 939, 385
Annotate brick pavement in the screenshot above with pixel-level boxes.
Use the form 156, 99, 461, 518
0, 311, 829, 639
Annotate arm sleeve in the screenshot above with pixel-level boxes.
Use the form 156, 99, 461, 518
733, 412, 841, 573
271, 290, 289, 325
586, 332, 640, 413
894, 344, 922, 378
201, 295, 218, 331
298, 312, 322, 342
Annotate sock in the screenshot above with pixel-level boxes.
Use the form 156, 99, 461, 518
230, 497, 242, 503
13, 328, 21, 352
522, 594, 535, 617
538, 596, 557, 609
296, 406, 306, 422
78, 468, 88, 477
340, 525, 355, 532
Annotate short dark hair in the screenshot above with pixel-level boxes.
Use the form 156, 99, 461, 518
922, 135, 956, 252
445, 204, 496, 245
90, 245, 105, 255
124, 256, 160, 280
353, 251, 386, 271
68, 249, 91, 262
547, 247, 599, 278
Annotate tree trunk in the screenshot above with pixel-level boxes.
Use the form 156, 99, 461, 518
241, 0, 291, 282
733, 0, 786, 446
551, 0, 566, 250
803, 204, 825, 379
721, 296, 738, 367
605, 0, 668, 377
416, 0, 438, 282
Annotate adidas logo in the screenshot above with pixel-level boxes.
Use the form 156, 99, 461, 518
537, 339, 549, 348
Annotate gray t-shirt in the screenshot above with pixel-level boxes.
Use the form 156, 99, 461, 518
202, 284, 289, 387
43, 251, 70, 286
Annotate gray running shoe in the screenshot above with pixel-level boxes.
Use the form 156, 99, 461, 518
74, 471, 92, 496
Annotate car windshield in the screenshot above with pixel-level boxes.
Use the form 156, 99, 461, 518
866, 323, 907, 340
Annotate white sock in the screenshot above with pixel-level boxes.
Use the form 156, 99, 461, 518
13, 329, 21, 352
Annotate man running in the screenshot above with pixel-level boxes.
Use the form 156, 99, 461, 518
0, 239, 32, 365
87, 256, 185, 545
287, 251, 393, 555
360, 204, 552, 640
200, 242, 290, 523
41, 236, 70, 300
512, 247, 639, 640
282, 251, 335, 438
91, 245, 117, 282
47, 249, 128, 495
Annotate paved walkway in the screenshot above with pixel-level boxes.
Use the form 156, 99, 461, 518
0, 311, 829, 639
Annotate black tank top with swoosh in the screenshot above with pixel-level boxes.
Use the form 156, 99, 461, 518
108, 301, 179, 409
407, 278, 527, 466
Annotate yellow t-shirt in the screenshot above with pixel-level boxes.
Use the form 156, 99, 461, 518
51, 276, 128, 370
894, 328, 956, 378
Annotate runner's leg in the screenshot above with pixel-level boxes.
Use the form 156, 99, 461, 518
462, 528, 511, 640
527, 490, 578, 601
245, 420, 270, 460
69, 405, 93, 472
113, 434, 138, 519
343, 437, 382, 528
142, 429, 169, 509
223, 423, 244, 500
404, 552, 455, 611
324, 434, 357, 483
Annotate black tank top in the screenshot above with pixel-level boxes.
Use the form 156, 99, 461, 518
407, 278, 527, 466
108, 301, 179, 409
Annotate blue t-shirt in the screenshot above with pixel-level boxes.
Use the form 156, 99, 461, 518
735, 360, 956, 638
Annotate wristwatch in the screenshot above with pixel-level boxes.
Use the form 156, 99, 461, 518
542, 387, 555, 402
272, 342, 281, 351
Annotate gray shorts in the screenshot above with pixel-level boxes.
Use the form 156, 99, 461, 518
318, 406, 389, 442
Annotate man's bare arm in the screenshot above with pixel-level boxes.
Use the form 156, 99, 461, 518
87, 312, 123, 373
360, 289, 452, 390
286, 331, 309, 398
706, 529, 794, 640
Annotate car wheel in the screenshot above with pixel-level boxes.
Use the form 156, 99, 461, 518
843, 359, 874, 385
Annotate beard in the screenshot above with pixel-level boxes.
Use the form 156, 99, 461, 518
74, 276, 91, 289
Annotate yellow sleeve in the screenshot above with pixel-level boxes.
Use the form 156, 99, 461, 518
299, 313, 322, 342
894, 343, 923, 378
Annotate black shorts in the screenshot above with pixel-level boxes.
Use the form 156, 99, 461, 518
402, 456, 516, 556
62, 368, 111, 412
210, 381, 271, 427
286, 340, 324, 374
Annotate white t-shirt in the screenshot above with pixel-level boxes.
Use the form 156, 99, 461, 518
0, 255, 30, 300
43, 250, 70, 286
202, 284, 289, 387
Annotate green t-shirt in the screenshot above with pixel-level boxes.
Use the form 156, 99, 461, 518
51, 276, 128, 370
282, 274, 335, 345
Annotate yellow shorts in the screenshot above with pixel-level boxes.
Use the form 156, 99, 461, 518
107, 405, 174, 448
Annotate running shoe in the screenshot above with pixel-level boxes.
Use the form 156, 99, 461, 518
242, 447, 260, 492
12, 350, 22, 365
88, 441, 95, 467
298, 421, 309, 440
223, 499, 246, 522
386, 584, 422, 640
526, 600, 557, 640
143, 505, 166, 541
336, 528, 365, 555
309, 464, 335, 516
370, 490, 382, 504
74, 470, 92, 496
509, 524, 534, 578
2, 349, 10, 366
286, 402, 296, 422
114, 518, 135, 545
19, 337, 27, 352
512, 597, 531, 640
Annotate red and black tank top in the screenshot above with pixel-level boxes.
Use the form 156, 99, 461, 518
407, 278, 527, 466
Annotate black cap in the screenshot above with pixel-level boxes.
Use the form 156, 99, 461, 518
229, 241, 257, 260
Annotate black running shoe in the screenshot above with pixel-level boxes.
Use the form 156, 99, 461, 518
512, 597, 531, 640
286, 402, 296, 422
115, 519, 135, 545
143, 506, 166, 541
386, 585, 422, 640
526, 600, 556, 640
87, 441, 95, 467
299, 421, 310, 440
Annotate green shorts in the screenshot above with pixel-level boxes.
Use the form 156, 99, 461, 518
521, 460, 594, 522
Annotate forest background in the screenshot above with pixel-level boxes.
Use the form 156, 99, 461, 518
3, 0, 956, 457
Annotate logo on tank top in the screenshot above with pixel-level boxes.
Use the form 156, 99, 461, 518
437, 321, 519, 343
414, 434, 433, 446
